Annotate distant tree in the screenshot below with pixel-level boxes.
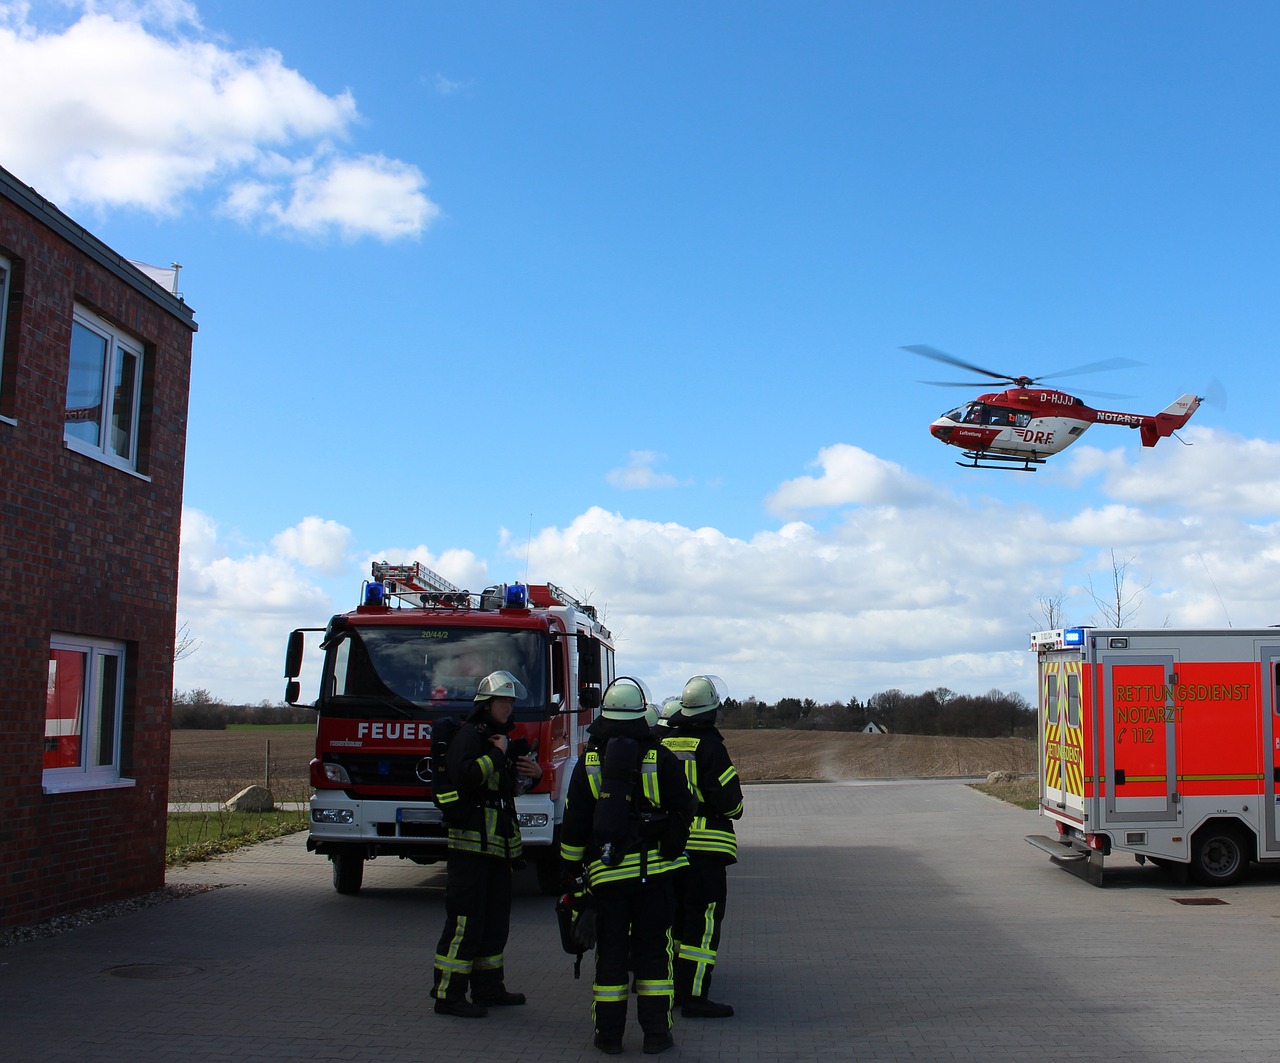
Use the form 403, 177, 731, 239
1088, 548, 1148, 627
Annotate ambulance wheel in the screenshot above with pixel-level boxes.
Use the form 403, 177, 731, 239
332, 848, 365, 895
1190, 825, 1249, 887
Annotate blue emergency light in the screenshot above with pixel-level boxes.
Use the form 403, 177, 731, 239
1063, 627, 1085, 647
505, 583, 528, 609
365, 581, 386, 606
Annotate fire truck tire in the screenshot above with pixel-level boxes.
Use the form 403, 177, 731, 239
331, 848, 365, 894
1189, 824, 1250, 887
535, 852, 561, 896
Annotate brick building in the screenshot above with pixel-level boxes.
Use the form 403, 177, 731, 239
0, 164, 197, 928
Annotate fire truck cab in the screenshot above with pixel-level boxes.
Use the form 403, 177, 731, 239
285, 561, 615, 895
1026, 627, 1280, 886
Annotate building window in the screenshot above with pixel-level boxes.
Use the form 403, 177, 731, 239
44, 635, 132, 792
64, 306, 145, 472
0, 253, 10, 413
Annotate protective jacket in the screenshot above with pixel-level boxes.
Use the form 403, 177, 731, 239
560, 715, 697, 1043
444, 712, 522, 860
660, 720, 743, 862
560, 716, 696, 883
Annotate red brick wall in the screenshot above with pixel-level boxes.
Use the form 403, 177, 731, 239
0, 191, 194, 928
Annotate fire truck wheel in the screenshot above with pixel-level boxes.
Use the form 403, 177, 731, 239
535, 853, 561, 896
1190, 824, 1250, 887
332, 848, 365, 895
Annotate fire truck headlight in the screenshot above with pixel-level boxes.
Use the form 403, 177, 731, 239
518, 812, 549, 828
321, 762, 351, 785
312, 808, 354, 824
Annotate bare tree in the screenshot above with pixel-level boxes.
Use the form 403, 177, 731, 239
1087, 549, 1148, 627
1030, 591, 1067, 630
174, 620, 200, 662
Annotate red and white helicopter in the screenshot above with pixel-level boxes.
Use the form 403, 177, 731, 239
907, 344, 1202, 472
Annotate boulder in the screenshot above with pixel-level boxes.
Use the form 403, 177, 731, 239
224, 784, 275, 812
985, 770, 1020, 784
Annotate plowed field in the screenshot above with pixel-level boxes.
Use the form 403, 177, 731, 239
169, 728, 1035, 803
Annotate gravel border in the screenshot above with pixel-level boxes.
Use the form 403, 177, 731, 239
0, 883, 228, 949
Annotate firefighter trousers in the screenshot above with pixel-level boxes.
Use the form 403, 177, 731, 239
591, 874, 676, 1039
433, 849, 513, 1002
671, 855, 728, 1002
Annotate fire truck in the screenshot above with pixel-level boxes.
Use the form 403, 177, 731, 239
1026, 626, 1280, 886
284, 561, 615, 895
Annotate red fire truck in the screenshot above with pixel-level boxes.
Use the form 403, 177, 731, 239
284, 561, 615, 895
1026, 627, 1280, 886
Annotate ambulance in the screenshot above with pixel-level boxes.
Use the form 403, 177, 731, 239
1026, 627, 1280, 886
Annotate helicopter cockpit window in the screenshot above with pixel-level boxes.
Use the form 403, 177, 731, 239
944, 405, 970, 422
1014, 413, 1032, 428
986, 407, 1018, 426
962, 405, 984, 424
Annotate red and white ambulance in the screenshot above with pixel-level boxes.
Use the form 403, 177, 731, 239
1027, 627, 1280, 886
285, 561, 615, 895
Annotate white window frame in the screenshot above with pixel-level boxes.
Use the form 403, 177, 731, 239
43, 634, 134, 794
64, 305, 146, 475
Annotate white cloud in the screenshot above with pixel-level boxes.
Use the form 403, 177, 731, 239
270, 516, 351, 575
1067, 426, 1280, 515
174, 432, 1280, 707
766, 443, 936, 514
606, 450, 678, 489
0, 3, 436, 240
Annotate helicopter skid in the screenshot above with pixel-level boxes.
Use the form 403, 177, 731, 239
957, 449, 1044, 472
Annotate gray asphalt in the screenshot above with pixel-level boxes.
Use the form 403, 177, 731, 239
3, 779, 1277, 1062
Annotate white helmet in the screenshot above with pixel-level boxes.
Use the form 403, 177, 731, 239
601, 676, 653, 720
680, 674, 728, 718
475, 669, 528, 702
657, 697, 683, 729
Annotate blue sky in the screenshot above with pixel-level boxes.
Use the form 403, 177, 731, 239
5, 1, 1279, 706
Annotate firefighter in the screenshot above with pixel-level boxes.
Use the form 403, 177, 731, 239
432, 669, 541, 1018
661, 674, 743, 1019
560, 677, 696, 1055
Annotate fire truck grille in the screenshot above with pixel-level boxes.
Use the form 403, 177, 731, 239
331, 753, 430, 789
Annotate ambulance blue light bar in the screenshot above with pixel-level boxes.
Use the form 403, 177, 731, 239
1030, 627, 1090, 651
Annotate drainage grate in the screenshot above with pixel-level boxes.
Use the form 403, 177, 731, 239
1172, 897, 1228, 906
105, 963, 203, 979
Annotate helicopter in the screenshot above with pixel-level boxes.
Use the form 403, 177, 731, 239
906, 344, 1202, 472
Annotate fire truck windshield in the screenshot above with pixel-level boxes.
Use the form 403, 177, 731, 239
326, 625, 547, 716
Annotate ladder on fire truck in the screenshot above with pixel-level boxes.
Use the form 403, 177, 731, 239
368, 560, 597, 618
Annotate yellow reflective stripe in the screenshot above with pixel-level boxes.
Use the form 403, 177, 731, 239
594, 983, 628, 1003
640, 749, 660, 803
662, 736, 699, 754
473, 953, 503, 971
589, 850, 688, 885
436, 789, 460, 807
718, 765, 737, 786
635, 979, 674, 996
561, 842, 586, 861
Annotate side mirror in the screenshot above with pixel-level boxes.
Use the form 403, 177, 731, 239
578, 685, 602, 711
284, 679, 301, 706
284, 630, 305, 678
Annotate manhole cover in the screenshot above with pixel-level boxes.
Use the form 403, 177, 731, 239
1172, 897, 1228, 906
105, 963, 203, 979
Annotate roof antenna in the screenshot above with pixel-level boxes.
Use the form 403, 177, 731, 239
524, 514, 535, 586
1197, 551, 1231, 627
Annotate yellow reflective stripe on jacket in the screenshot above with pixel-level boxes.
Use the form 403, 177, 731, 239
584, 748, 659, 798
687, 815, 737, 858
588, 849, 688, 885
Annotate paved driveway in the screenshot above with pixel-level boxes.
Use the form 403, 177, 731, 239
2, 780, 1276, 1061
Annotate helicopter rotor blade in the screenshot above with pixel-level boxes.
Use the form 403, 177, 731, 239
1035, 357, 1145, 382
901, 345, 1018, 383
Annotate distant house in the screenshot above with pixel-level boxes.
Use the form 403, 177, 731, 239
862, 722, 888, 734
0, 164, 197, 929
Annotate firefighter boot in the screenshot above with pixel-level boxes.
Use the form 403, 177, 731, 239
471, 965, 526, 1006
434, 998, 488, 1018
681, 997, 734, 1018
642, 1031, 674, 1054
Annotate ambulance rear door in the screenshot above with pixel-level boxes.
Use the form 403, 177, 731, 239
1101, 643, 1181, 825
1040, 649, 1086, 822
